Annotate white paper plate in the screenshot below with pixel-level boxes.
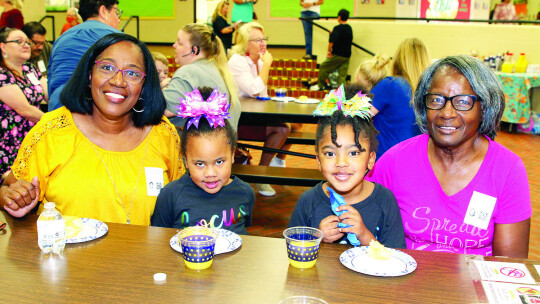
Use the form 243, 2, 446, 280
339, 246, 417, 277
272, 97, 296, 102
66, 218, 108, 244
169, 228, 242, 255
294, 98, 319, 104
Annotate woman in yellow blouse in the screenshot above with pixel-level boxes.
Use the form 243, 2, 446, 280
0, 33, 185, 225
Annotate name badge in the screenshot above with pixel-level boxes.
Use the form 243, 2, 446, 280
463, 191, 496, 231
27, 72, 40, 86
37, 60, 47, 73
145, 167, 164, 196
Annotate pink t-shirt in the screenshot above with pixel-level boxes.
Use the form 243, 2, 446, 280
367, 134, 531, 256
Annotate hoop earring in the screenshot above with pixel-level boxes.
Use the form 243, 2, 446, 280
133, 97, 145, 113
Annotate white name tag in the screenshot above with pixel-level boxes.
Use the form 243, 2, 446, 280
145, 167, 164, 196
27, 72, 40, 86
463, 191, 496, 231
37, 60, 47, 73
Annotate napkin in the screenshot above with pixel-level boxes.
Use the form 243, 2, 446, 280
327, 187, 361, 246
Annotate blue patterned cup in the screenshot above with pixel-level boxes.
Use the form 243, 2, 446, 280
283, 227, 324, 269
276, 88, 287, 97
178, 227, 219, 270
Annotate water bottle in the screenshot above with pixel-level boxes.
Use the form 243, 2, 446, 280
37, 202, 66, 254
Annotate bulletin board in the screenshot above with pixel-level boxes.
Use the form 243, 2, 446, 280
120, 0, 175, 18
270, 0, 355, 18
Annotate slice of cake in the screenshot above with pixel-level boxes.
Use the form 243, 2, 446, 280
64, 216, 84, 239
366, 240, 392, 260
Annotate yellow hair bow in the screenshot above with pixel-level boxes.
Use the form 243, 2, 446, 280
313, 84, 372, 120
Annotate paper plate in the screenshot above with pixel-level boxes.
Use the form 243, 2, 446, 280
295, 98, 319, 104
66, 218, 108, 244
339, 246, 417, 276
170, 228, 242, 255
272, 97, 296, 102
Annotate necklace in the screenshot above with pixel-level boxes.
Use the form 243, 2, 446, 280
88, 135, 150, 224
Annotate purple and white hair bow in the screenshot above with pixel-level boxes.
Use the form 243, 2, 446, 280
175, 87, 231, 129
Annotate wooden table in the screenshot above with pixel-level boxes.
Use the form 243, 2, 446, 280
2, 213, 538, 303
239, 97, 321, 124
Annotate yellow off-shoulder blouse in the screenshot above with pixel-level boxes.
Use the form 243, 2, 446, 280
11, 107, 185, 226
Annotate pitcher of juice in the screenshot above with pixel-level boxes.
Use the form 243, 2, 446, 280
501, 52, 515, 73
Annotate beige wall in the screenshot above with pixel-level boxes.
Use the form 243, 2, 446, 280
311, 20, 540, 79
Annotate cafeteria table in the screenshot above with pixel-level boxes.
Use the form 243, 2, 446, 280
2, 212, 539, 303
239, 97, 321, 125
496, 72, 540, 124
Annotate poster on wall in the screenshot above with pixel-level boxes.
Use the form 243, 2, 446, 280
420, 0, 471, 19
46, 0, 69, 11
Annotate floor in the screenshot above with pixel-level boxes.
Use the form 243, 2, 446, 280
244, 121, 540, 259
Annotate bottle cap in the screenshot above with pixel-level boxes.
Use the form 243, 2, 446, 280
153, 273, 166, 282
44, 202, 56, 209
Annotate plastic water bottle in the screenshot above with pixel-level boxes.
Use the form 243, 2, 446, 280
37, 202, 66, 254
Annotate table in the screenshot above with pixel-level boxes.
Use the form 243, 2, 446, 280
239, 97, 321, 124
496, 72, 540, 124
2, 213, 539, 303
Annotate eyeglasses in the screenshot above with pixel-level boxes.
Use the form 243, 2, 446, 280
30, 38, 45, 47
5, 39, 33, 47
424, 94, 480, 111
94, 60, 146, 84
249, 37, 269, 43
113, 7, 123, 18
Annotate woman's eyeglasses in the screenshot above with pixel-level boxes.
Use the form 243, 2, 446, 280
5, 39, 33, 47
114, 7, 123, 19
249, 37, 269, 43
424, 94, 480, 111
94, 61, 146, 84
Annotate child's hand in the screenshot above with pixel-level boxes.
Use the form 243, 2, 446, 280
318, 215, 343, 243
336, 205, 375, 245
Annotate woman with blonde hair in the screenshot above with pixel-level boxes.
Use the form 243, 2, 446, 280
212, 0, 238, 52
227, 22, 295, 197
0, 0, 24, 29
363, 38, 430, 159
164, 23, 241, 131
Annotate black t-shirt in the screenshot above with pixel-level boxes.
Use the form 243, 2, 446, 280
329, 23, 353, 58
213, 16, 233, 51
288, 182, 406, 248
151, 174, 255, 235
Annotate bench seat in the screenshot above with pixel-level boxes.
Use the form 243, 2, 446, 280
232, 164, 323, 187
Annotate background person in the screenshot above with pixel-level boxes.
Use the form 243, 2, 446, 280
300, 0, 323, 60
0, 33, 184, 225
61, 7, 83, 34
303, 9, 352, 91
163, 23, 240, 132
0, 0, 23, 29
21, 22, 52, 76
228, 22, 294, 197
231, 0, 257, 24
0, 27, 47, 184
212, 0, 238, 53
367, 38, 430, 159
367, 55, 531, 258
151, 51, 171, 89
47, 0, 122, 111
493, 0, 517, 21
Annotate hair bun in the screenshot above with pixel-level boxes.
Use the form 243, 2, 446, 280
373, 54, 391, 69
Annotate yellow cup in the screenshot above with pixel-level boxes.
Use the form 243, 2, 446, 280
283, 227, 324, 269
178, 227, 219, 270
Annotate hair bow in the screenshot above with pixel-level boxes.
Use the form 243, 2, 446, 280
312, 84, 372, 120
175, 87, 231, 129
